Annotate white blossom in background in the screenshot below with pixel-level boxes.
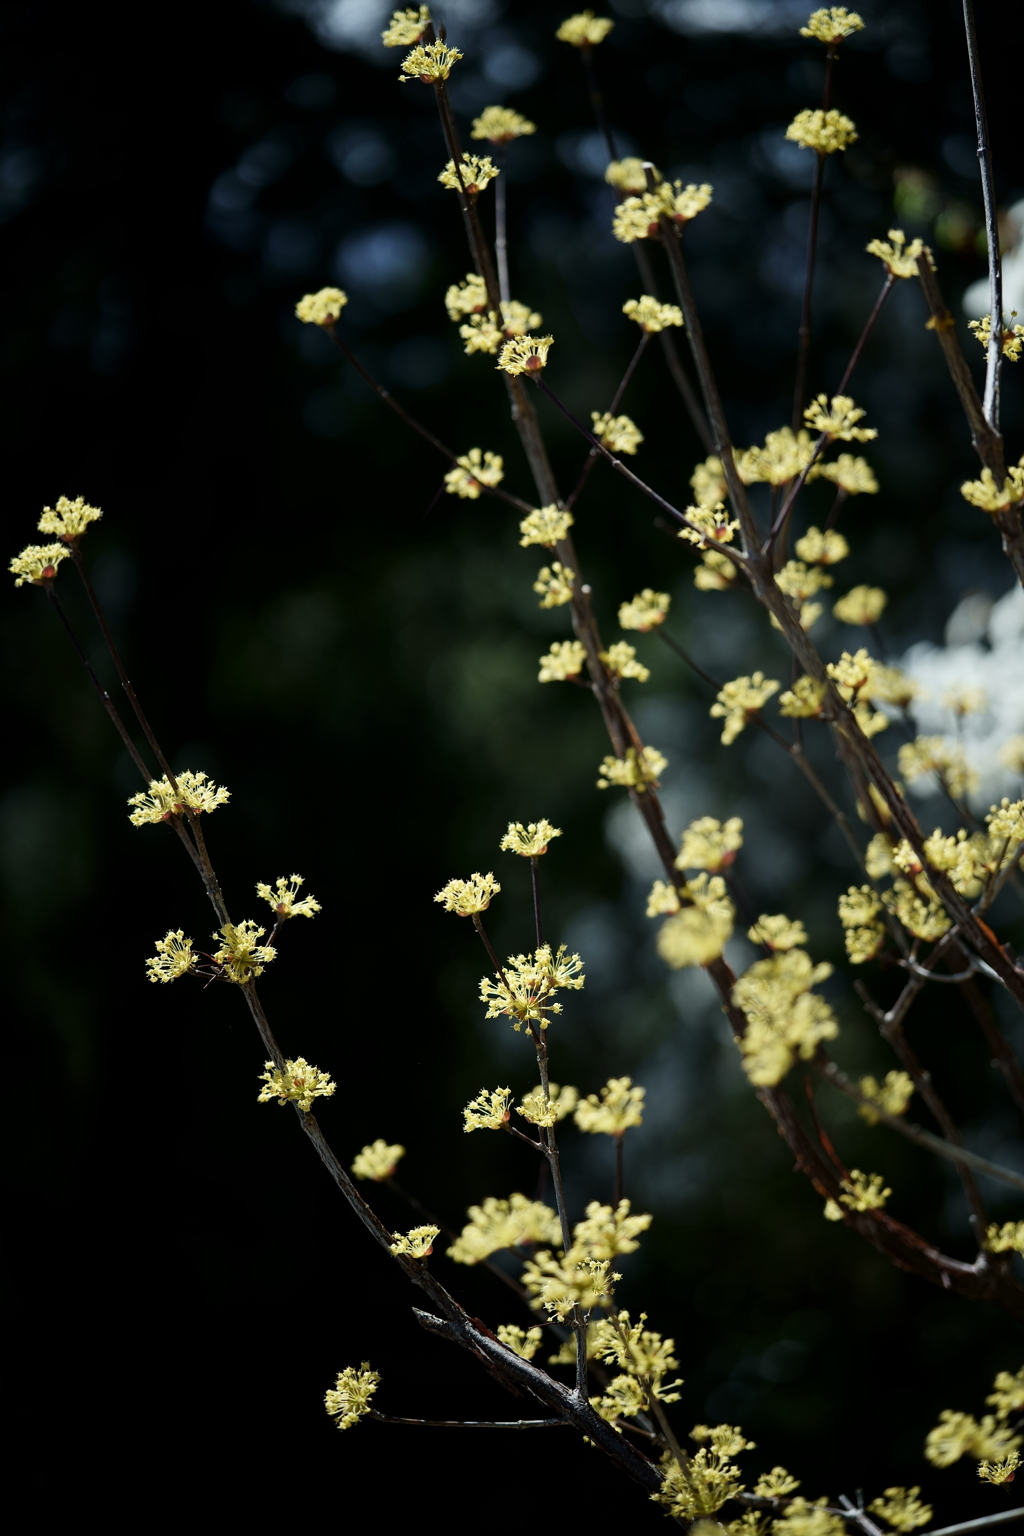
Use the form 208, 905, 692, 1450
896, 584, 1024, 809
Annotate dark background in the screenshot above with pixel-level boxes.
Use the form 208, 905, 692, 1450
3, 0, 1022, 1523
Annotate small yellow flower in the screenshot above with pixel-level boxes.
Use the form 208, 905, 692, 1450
960, 464, 1024, 513
37, 495, 103, 541
471, 105, 536, 142
255, 874, 321, 920
748, 914, 807, 951
838, 1169, 890, 1212
858, 1070, 914, 1126
804, 392, 876, 441
127, 770, 230, 825
756, 1469, 801, 1499
325, 1363, 380, 1431
213, 920, 276, 983
711, 673, 780, 744
999, 738, 1024, 775
389, 1224, 439, 1258
622, 294, 683, 332
295, 287, 348, 326
480, 944, 584, 1032
691, 455, 728, 507
382, 7, 430, 47
694, 551, 738, 590
678, 503, 740, 548
987, 1368, 1024, 1418
737, 426, 817, 486
779, 675, 827, 718
646, 879, 680, 917
834, 585, 887, 624
497, 334, 554, 376
444, 447, 504, 498
605, 158, 650, 193
827, 647, 876, 698
445, 272, 487, 321
448, 1194, 561, 1264
534, 562, 575, 608
867, 1490, 931, 1533
500, 819, 562, 857
979, 1453, 1022, 1486
677, 815, 743, 872
865, 229, 931, 280
776, 559, 833, 604
619, 589, 671, 631
399, 40, 462, 82
9, 543, 70, 587
898, 736, 978, 798
592, 410, 643, 455
732, 949, 837, 1085
519, 1082, 578, 1126
968, 313, 1024, 363
556, 10, 614, 46
672, 182, 713, 220
816, 454, 878, 495
145, 929, 195, 984
463, 1085, 512, 1132
496, 1323, 544, 1360
575, 1079, 645, 1135
800, 7, 865, 42
601, 640, 650, 682
351, 1140, 405, 1180
438, 153, 499, 194
786, 108, 858, 154
434, 872, 501, 916
657, 876, 735, 968
258, 1056, 335, 1111
597, 745, 667, 790
985, 1220, 1024, 1255
539, 639, 587, 682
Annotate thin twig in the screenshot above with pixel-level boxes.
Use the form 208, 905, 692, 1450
961, 0, 1002, 428
369, 1411, 570, 1429
565, 332, 650, 510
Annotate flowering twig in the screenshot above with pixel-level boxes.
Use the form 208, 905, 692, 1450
961, 0, 1003, 429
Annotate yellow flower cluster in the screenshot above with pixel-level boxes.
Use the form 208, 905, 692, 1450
434, 871, 501, 916
804, 393, 877, 441
691, 456, 728, 506
351, 1140, 405, 1181
591, 410, 643, 455
447, 1193, 561, 1264
445, 272, 487, 321
596, 745, 667, 790
389, 1224, 439, 1258
605, 158, 649, 193
772, 1498, 847, 1536
866, 229, 930, 280
867, 1489, 932, 1533
737, 427, 816, 486
711, 672, 780, 744
800, 7, 864, 42
295, 287, 348, 326
985, 1221, 1024, 1255
534, 562, 575, 608
858, 1070, 914, 1126
587, 1310, 682, 1423
519, 1081, 578, 1125
127, 770, 230, 825
480, 943, 584, 1032
838, 885, 886, 964
256, 874, 321, 919
612, 182, 713, 242
145, 929, 195, 984
968, 313, 1024, 363
786, 108, 858, 154
795, 525, 850, 563
520, 503, 573, 547
834, 584, 887, 625
523, 1247, 621, 1320
817, 454, 878, 495
574, 1077, 644, 1135
732, 949, 838, 1086
657, 874, 735, 968
653, 1425, 754, 1519
988, 798, 1024, 844
399, 40, 461, 82
622, 294, 683, 332
960, 459, 1024, 513
834, 1169, 891, 1213
9, 543, 70, 587
38, 494, 103, 541
500, 819, 562, 857
213, 920, 276, 983
679, 503, 740, 548
926, 1387, 1022, 1468
539, 639, 587, 682
898, 736, 978, 799
471, 106, 535, 143
555, 10, 614, 46
979, 1452, 1022, 1486
601, 641, 649, 681
497, 334, 554, 375
748, 914, 807, 951
619, 588, 670, 631
496, 1323, 544, 1360
677, 815, 744, 872
324, 1363, 380, 1431
444, 447, 504, 497
694, 550, 739, 591
779, 675, 827, 718
883, 879, 951, 942
574, 1198, 652, 1258
257, 1056, 335, 1112
463, 1085, 512, 1132
382, 7, 430, 47
438, 153, 499, 194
